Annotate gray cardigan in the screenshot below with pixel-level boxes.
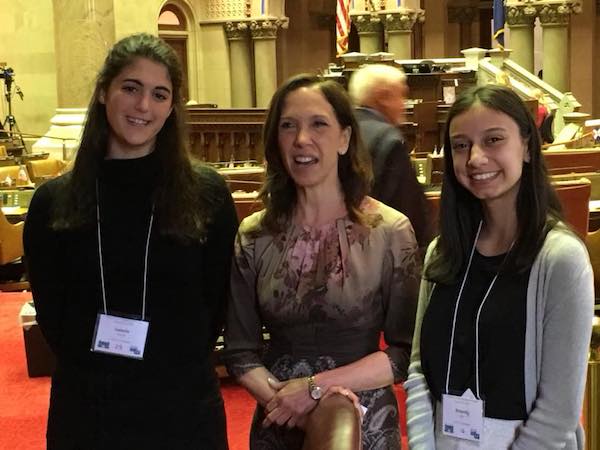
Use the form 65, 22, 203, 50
405, 226, 594, 449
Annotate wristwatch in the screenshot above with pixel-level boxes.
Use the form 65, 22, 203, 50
307, 375, 322, 401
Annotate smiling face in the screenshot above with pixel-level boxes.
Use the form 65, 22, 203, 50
449, 103, 529, 210
100, 57, 173, 159
277, 87, 351, 191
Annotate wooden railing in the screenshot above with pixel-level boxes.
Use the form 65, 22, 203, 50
186, 107, 266, 164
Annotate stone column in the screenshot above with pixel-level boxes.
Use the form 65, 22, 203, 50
225, 21, 253, 108
52, 0, 115, 108
250, 18, 288, 108
383, 8, 425, 59
538, 1, 581, 92
353, 14, 383, 54
447, 6, 477, 53
506, 2, 537, 72
33, 0, 116, 159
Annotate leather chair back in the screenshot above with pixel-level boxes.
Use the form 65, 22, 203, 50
553, 178, 591, 240
0, 208, 24, 264
26, 158, 66, 184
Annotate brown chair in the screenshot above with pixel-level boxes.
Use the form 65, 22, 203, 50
26, 158, 67, 185
0, 208, 28, 290
553, 178, 592, 240
302, 393, 362, 450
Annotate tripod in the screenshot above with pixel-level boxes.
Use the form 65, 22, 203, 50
0, 76, 26, 149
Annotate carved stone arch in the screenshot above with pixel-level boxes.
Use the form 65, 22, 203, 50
157, 0, 201, 102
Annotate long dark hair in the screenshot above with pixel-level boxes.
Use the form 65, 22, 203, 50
259, 74, 373, 233
53, 33, 222, 242
425, 85, 563, 283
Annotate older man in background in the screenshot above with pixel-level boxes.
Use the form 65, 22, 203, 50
349, 64, 432, 249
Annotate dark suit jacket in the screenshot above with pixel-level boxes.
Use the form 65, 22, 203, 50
355, 107, 432, 248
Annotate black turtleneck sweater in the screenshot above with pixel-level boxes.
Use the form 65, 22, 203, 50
24, 152, 237, 449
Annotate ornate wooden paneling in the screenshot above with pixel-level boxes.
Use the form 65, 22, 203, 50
186, 107, 266, 165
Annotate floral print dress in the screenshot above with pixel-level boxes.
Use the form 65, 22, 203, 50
223, 198, 421, 450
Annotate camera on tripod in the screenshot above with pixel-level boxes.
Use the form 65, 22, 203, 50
0, 67, 15, 85
0, 63, 25, 148
0, 65, 21, 100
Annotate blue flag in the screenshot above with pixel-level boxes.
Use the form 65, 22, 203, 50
493, 0, 505, 47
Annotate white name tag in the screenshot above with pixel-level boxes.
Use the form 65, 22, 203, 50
442, 389, 484, 442
91, 313, 149, 359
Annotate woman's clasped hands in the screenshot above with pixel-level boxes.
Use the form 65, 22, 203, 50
262, 377, 362, 429
262, 377, 318, 429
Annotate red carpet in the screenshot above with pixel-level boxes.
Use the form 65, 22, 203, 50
0, 292, 49, 450
0, 292, 406, 449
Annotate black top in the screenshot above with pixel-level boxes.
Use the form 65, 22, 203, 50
24, 152, 237, 448
420, 250, 530, 420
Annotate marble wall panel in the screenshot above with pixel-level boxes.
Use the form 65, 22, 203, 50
201, 24, 231, 107
52, 0, 115, 108
0, 0, 58, 136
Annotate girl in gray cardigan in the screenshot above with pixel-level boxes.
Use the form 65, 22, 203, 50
404, 85, 594, 449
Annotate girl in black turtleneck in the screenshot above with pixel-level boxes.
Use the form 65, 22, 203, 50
23, 33, 237, 450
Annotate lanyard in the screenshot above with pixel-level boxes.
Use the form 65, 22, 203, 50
96, 180, 154, 319
444, 220, 511, 400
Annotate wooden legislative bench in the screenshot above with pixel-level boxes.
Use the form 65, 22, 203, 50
544, 149, 600, 175
186, 107, 266, 164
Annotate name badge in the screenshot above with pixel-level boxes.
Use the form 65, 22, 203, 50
442, 389, 484, 442
91, 313, 149, 359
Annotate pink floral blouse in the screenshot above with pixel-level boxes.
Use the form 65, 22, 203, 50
223, 197, 421, 381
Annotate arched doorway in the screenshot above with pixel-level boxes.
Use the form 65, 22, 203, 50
158, 3, 190, 101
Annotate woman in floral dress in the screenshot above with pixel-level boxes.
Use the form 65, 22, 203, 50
222, 74, 421, 450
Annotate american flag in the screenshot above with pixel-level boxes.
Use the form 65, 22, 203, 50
336, 0, 351, 56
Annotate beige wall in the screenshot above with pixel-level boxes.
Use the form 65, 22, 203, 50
199, 24, 231, 107
0, 0, 57, 137
113, 0, 161, 38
